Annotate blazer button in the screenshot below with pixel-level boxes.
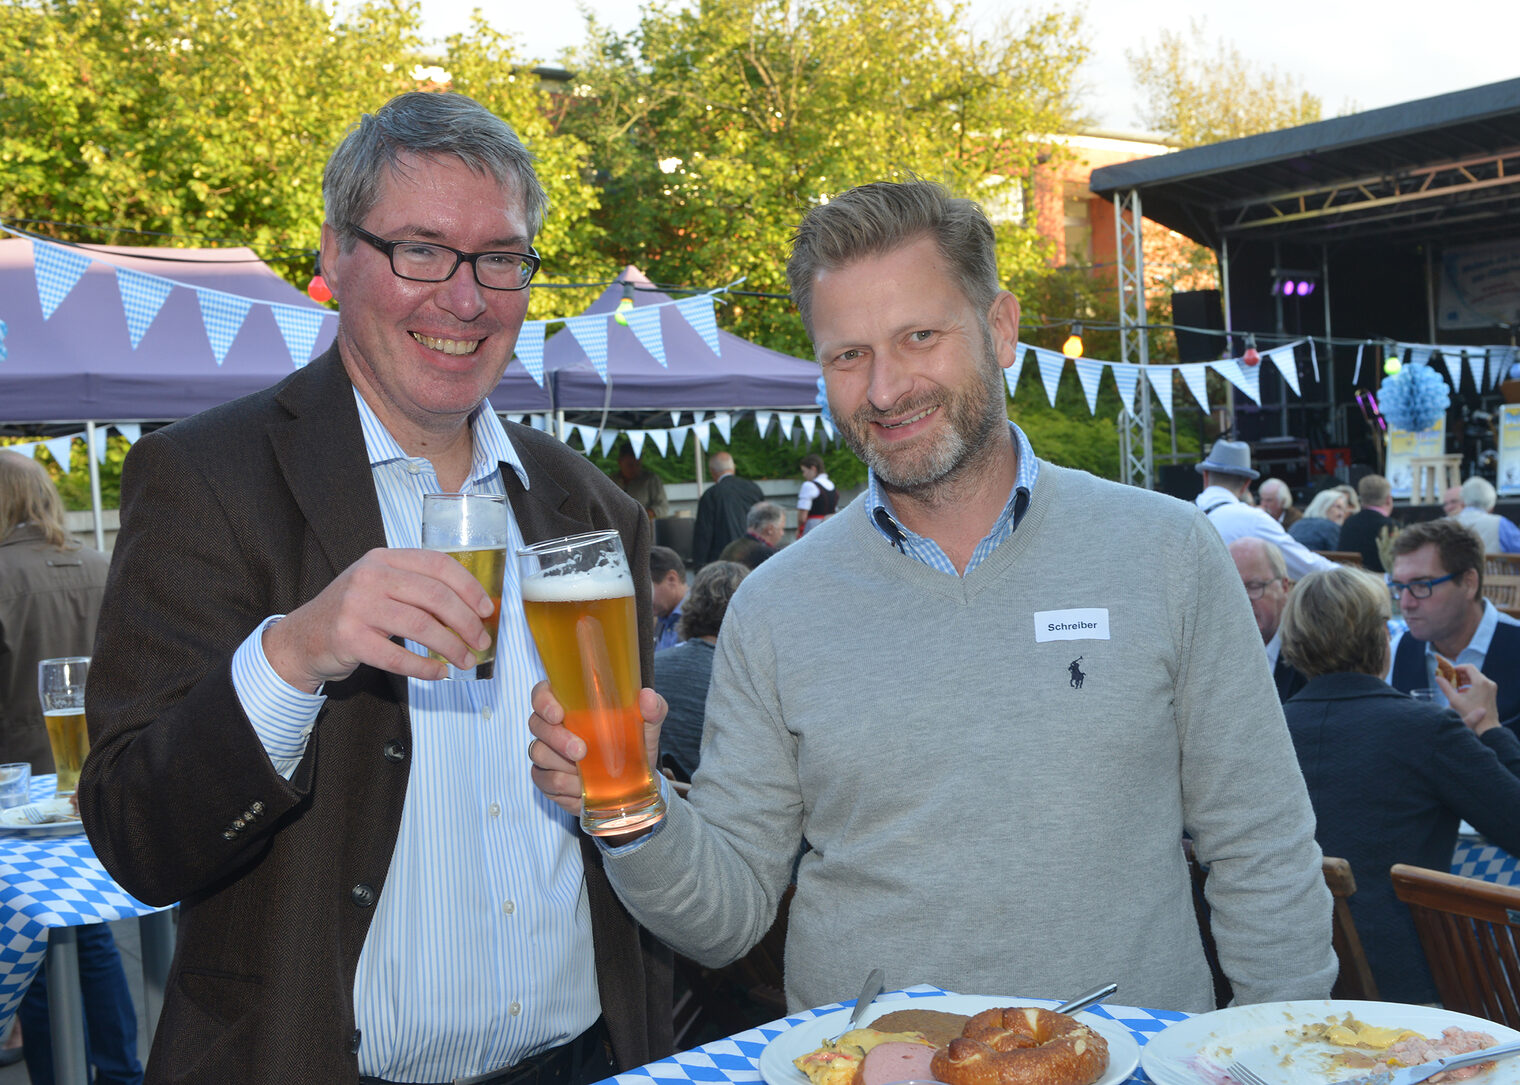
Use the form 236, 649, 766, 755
249, 800, 265, 815
222, 830, 236, 841
383, 740, 406, 763
350, 883, 377, 908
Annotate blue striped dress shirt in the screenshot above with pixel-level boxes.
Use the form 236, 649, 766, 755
230, 390, 598, 1081
865, 420, 1039, 575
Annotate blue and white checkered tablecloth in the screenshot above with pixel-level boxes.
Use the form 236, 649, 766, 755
601, 985, 1191, 1085
0, 775, 162, 1030
1453, 837, 1520, 885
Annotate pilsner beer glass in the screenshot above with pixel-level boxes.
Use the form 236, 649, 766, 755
421, 493, 510, 681
37, 656, 91, 796
519, 530, 665, 836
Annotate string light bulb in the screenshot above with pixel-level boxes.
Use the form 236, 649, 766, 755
306, 252, 331, 303
1384, 354, 1402, 376
614, 283, 635, 326
1062, 323, 1083, 358
1242, 333, 1260, 368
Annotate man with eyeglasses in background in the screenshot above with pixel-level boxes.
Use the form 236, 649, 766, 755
78, 92, 670, 1085
1228, 537, 1306, 702
1387, 518, 1520, 733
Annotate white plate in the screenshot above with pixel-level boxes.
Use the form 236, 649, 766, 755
759, 993, 1141, 1085
0, 799, 84, 835
1141, 999, 1520, 1085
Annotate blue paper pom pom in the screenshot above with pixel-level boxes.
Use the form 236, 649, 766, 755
814, 376, 834, 427
1379, 363, 1451, 432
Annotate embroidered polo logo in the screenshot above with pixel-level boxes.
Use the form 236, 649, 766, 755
1068, 656, 1085, 689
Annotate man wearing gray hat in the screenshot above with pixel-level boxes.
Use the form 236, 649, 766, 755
1194, 439, 1334, 581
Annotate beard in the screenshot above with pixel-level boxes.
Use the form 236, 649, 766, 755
831, 324, 1008, 497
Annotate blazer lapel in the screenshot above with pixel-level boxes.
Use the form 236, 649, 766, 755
502, 430, 588, 544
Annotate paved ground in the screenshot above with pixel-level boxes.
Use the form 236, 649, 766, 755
0, 916, 152, 1083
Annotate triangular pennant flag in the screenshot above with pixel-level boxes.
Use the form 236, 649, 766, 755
9, 442, 38, 459
1110, 362, 1140, 414
754, 410, 774, 439
713, 412, 733, 444
563, 314, 610, 380
693, 421, 712, 449
1488, 348, 1505, 391
694, 410, 709, 423
623, 304, 667, 367
647, 429, 669, 457
114, 422, 141, 445
669, 426, 688, 457
115, 267, 175, 349
1034, 347, 1064, 407
676, 295, 722, 355
33, 240, 93, 320
1177, 363, 1210, 413
627, 430, 647, 459
1071, 358, 1104, 415
799, 413, 818, 441
598, 429, 620, 457
670, 410, 683, 428
1150, 367, 1175, 420
196, 288, 253, 366
575, 424, 597, 451
44, 435, 75, 471
821, 418, 836, 440
1408, 344, 1434, 373
92, 427, 110, 463
1211, 358, 1260, 404
271, 304, 328, 369
1466, 348, 1486, 393
509, 334, 543, 382
1437, 348, 1463, 391
1003, 345, 1027, 399
776, 413, 796, 440
1268, 346, 1301, 396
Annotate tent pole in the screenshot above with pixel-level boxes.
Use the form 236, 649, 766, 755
85, 421, 104, 551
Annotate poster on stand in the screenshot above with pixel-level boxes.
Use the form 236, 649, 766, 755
1386, 419, 1446, 500
1499, 406, 1520, 496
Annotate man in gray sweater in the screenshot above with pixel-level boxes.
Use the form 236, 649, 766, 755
528, 181, 1335, 1015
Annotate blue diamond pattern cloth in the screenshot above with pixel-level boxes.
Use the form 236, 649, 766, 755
1453, 838, 1520, 885
595, 985, 1192, 1085
0, 775, 164, 1032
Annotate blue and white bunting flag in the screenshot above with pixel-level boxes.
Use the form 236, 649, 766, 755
1004, 344, 1028, 400
1033, 346, 1064, 407
624, 305, 667, 367
1267, 346, 1301, 396
1212, 357, 1260, 404
799, 413, 818, 442
1466, 348, 1486, 393
693, 420, 712, 449
197, 288, 253, 365
1150, 367, 1175, 420
647, 429, 669, 456
1177, 362, 1210, 413
714, 412, 733, 444
599, 429, 621, 457
514, 320, 546, 386
115, 267, 175, 349
1438, 348, 1464, 391
44, 435, 75, 471
574, 424, 597, 451
1110, 362, 1141, 414
33, 240, 92, 321
669, 425, 688, 457
676, 295, 722, 355
627, 430, 647, 459
1072, 357, 1104, 415
776, 412, 796, 440
754, 410, 774, 439
563, 314, 609, 380
115, 423, 141, 444
270, 303, 327, 369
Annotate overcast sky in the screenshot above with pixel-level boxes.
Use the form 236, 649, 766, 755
418, 0, 1518, 132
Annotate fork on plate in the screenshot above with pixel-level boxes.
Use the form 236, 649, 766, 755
1230, 1037, 1520, 1085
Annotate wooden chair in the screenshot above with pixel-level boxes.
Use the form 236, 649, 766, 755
1484, 552, 1520, 619
672, 885, 791, 1047
1315, 550, 1365, 567
1391, 863, 1520, 1027
1185, 842, 1377, 1005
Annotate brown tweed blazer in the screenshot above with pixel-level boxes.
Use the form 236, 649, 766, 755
78, 347, 671, 1084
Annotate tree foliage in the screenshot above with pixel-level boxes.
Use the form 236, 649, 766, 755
1126, 19, 1322, 145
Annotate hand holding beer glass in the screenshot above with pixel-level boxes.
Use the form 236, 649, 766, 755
520, 530, 666, 836
38, 656, 91, 796
421, 493, 509, 680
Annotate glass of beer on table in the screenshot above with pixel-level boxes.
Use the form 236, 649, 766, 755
37, 656, 91, 796
421, 493, 509, 680
519, 530, 666, 836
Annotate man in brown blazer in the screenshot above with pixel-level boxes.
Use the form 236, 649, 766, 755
78, 93, 670, 1085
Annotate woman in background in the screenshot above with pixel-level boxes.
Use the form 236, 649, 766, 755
1288, 488, 1350, 551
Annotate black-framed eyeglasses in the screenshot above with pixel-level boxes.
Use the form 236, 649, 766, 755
1241, 579, 1279, 600
347, 224, 540, 291
1388, 573, 1456, 599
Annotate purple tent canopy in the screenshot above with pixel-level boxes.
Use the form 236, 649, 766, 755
0, 238, 347, 423
516, 266, 820, 412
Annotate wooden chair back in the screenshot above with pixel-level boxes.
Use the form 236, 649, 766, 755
1391, 863, 1520, 1027
1315, 551, 1364, 567
1484, 552, 1520, 618
1322, 856, 1379, 999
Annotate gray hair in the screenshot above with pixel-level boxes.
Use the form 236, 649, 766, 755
747, 501, 785, 532
1304, 489, 1346, 519
1461, 475, 1498, 511
787, 179, 1000, 341
323, 92, 547, 243
1259, 478, 1293, 509
677, 561, 748, 641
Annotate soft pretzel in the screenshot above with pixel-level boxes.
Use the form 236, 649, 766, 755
930, 1008, 1108, 1085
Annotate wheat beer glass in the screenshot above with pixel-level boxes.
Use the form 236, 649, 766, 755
421, 493, 509, 680
519, 530, 665, 836
37, 656, 91, 796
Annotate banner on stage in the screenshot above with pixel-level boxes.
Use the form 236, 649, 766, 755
1386, 420, 1446, 500
1499, 405, 1520, 497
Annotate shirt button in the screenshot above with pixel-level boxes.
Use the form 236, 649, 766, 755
509, 1001, 521, 1016
351, 883, 377, 908
488, 802, 501, 818
502, 899, 515, 915
406, 461, 421, 475
481, 706, 493, 721
383, 740, 407, 762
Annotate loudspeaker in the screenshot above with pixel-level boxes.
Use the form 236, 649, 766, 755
1172, 290, 1225, 364
1157, 464, 1200, 501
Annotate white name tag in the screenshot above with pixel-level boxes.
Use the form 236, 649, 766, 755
1034, 608, 1111, 642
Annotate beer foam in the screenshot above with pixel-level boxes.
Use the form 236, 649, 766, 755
521, 566, 635, 602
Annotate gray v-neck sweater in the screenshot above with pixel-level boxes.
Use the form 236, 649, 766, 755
606, 461, 1335, 1013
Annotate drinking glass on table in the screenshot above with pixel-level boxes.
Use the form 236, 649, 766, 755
37, 656, 91, 796
0, 763, 30, 809
421, 493, 510, 681
519, 529, 666, 837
